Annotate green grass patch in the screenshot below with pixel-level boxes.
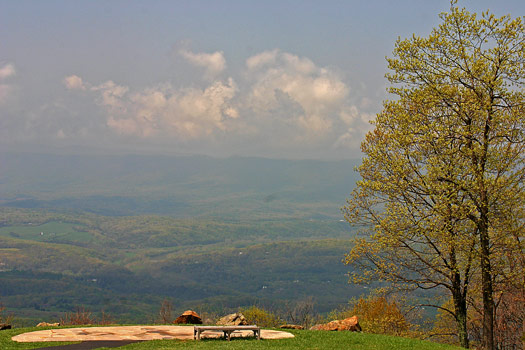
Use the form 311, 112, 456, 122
120, 330, 462, 350
0, 222, 92, 244
0, 327, 462, 350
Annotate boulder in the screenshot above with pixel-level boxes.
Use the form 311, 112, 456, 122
217, 313, 248, 326
340, 316, 361, 331
0, 323, 11, 330
36, 322, 60, 327
280, 324, 304, 330
310, 316, 361, 332
173, 310, 202, 324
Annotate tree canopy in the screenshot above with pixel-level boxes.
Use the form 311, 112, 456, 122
343, 3, 524, 349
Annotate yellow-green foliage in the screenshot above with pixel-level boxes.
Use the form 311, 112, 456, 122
343, 2, 525, 348
240, 306, 282, 328
331, 296, 412, 336
431, 299, 460, 346
351, 296, 410, 336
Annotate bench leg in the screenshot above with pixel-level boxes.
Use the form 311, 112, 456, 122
223, 330, 232, 341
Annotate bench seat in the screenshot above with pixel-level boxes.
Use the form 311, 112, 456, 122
193, 325, 261, 341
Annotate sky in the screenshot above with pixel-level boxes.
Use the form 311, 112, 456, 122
1, 0, 524, 159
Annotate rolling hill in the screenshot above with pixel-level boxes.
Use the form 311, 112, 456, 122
0, 153, 363, 325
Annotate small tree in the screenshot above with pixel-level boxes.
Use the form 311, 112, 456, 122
0, 302, 14, 326
158, 299, 173, 324
285, 297, 317, 329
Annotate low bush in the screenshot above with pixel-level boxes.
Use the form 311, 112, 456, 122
59, 306, 113, 326
329, 295, 415, 336
240, 306, 282, 327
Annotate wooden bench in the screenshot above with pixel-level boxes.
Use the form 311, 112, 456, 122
193, 325, 261, 341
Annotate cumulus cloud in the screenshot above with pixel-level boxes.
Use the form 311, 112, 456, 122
179, 49, 226, 78
333, 106, 376, 149
245, 50, 347, 136
63, 75, 86, 90
61, 50, 377, 156
91, 80, 130, 112
245, 49, 279, 70
71, 75, 239, 139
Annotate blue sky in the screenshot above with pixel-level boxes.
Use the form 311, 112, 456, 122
1, 0, 523, 159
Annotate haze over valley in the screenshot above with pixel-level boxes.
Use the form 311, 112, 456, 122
0, 152, 361, 324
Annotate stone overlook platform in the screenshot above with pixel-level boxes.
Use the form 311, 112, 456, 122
12, 325, 294, 342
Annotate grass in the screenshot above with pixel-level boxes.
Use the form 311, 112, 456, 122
0, 222, 92, 244
0, 326, 462, 350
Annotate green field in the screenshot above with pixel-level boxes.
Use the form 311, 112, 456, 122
0, 327, 462, 350
0, 222, 93, 244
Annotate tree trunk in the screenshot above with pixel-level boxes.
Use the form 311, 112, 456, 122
479, 215, 495, 350
452, 273, 470, 348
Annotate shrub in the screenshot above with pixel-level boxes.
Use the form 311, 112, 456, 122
60, 306, 94, 325
60, 306, 113, 326
0, 302, 14, 325
240, 306, 282, 327
330, 295, 414, 336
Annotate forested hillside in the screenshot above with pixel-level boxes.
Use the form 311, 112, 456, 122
0, 154, 362, 325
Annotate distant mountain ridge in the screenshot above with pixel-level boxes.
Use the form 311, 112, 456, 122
0, 153, 360, 218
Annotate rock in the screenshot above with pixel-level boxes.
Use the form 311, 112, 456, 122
173, 310, 202, 324
280, 324, 304, 330
340, 316, 362, 331
0, 323, 11, 330
36, 322, 60, 327
310, 321, 339, 331
310, 316, 361, 332
217, 313, 248, 326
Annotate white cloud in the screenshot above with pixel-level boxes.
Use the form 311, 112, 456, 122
246, 49, 279, 70
0, 63, 15, 80
91, 80, 130, 112
63, 75, 86, 90
298, 114, 332, 133
245, 50, 348, 135
180, 49, 226, 78
333, 106, 376, 149
60, 50, 378, 156
75, 76, 239, 139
